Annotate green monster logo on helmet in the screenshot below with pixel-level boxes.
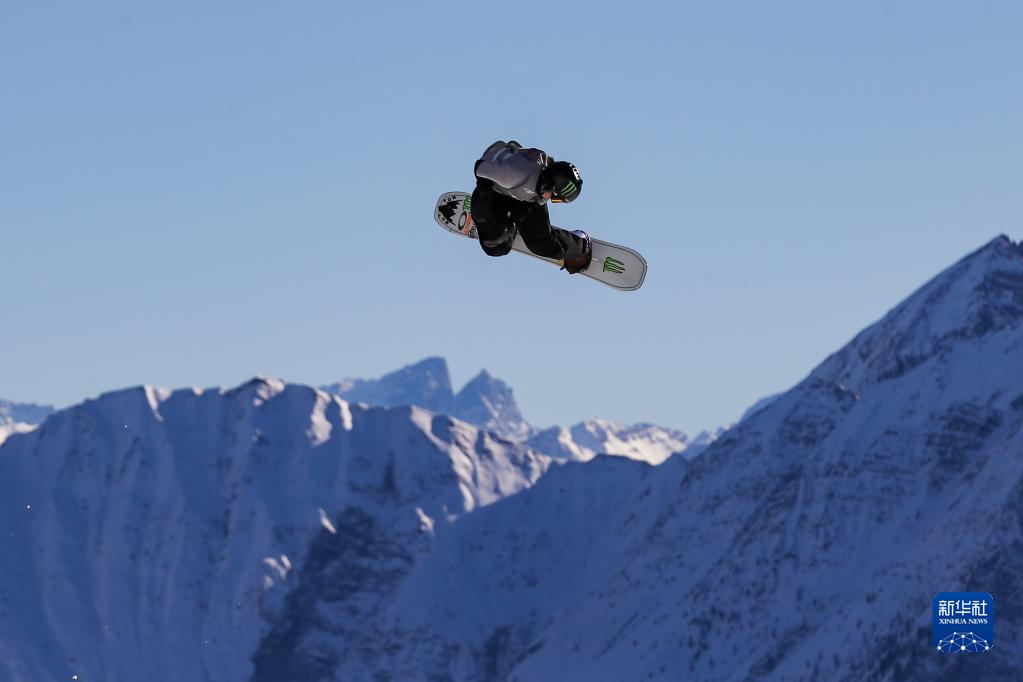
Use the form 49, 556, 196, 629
549, 161, 583, 203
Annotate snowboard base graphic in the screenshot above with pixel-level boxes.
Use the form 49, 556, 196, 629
434, 192, 647, 291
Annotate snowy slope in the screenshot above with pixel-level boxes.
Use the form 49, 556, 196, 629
252, 453, 668, 680
0, 379, 550, 681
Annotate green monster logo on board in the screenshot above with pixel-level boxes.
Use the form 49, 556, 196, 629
603, 257, 626, 274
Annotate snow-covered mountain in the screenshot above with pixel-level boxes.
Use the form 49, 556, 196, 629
497, 234, 1023, 682
0, 379, 550, 681
324, 357, 708, 461
2, 235, 1020, 680
280, 234, 1023, 681
451, 369, 532, 441
0, 398, 54, 445
323, 357, 533, 440
526, 418, 700, 464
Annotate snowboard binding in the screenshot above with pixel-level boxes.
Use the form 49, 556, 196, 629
561, 230, 593, 274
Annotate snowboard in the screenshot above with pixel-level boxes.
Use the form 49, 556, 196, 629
434, 192, 647, 291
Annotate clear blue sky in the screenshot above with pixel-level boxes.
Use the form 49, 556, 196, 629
2, 2, 1021, 433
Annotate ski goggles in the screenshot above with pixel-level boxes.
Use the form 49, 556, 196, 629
550, 180, 580, 203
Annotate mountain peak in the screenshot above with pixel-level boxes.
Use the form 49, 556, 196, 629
452, 369, 532, 440
812, 234, 1023, 390
406, 356, 450, 375
460, 368, 498, 391
987, 233, 1020, 253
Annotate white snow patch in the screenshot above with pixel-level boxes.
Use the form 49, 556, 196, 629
143, 386, 171, 422
527, 419, 696, 465
318, 508, 337, 535
307, 393, 333, 445
262, 556, 291, 580
335, 396, 353, 430
409, 406, 434, 438
457, 482, 476, 514
252, 377, 287, 406
415, 507, 435, 535
0, 423, 36, 447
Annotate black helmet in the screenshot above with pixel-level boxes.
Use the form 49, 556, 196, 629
544, 161, 583, 203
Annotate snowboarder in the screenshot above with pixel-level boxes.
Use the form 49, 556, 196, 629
471, 140, 593, 274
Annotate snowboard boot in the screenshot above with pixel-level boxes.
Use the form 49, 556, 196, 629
561, 230, 592, 274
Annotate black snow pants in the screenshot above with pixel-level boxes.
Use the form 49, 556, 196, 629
470, 180, 588, 260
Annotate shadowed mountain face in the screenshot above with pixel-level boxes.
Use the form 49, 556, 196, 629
0, 236, 1020, 681
322, 357, 455, 413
